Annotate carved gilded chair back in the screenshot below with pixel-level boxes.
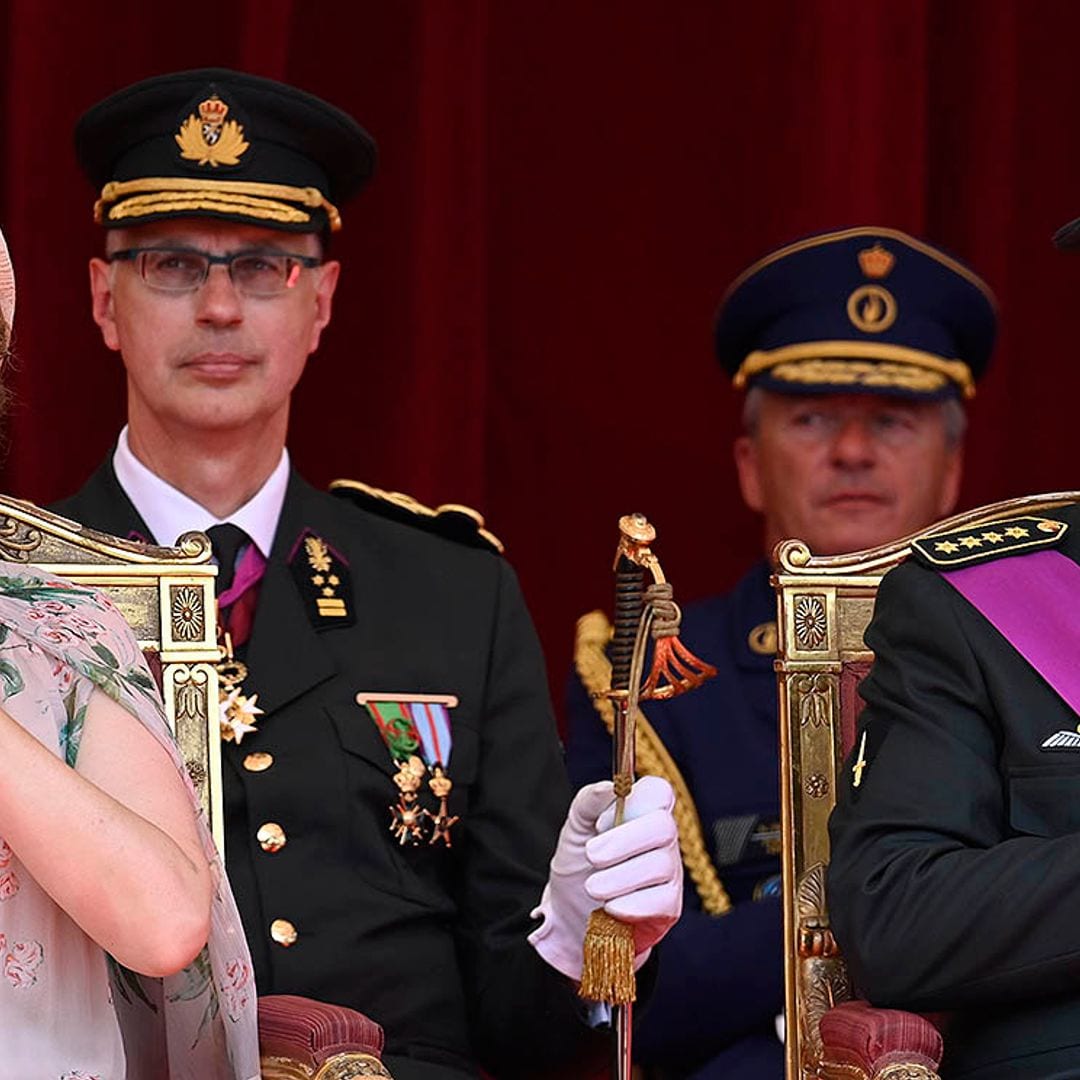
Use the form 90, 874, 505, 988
0, 498, 224, 850
774, 491, 1080, 1080
4, 498, 399, 1078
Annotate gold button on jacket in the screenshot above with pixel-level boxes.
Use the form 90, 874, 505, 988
270, 918, 297, 947
243, 751, 274, 772
257, 822, 286, 852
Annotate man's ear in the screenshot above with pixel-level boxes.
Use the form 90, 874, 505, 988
88, 257, 121, 352
937, 445, 964, 518
309, 259, 341, 354
734, 434, 765, 514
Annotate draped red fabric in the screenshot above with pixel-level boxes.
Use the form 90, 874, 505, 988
2, 1, 1080, 717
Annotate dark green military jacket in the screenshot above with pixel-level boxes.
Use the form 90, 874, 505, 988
54, 458, 603, 1080
828, 501, 1080, 1079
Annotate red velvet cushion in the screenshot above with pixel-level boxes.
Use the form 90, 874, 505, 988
820, 1000, 943, 1073
258, 994, 385, 1067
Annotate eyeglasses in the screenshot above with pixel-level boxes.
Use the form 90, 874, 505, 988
107, 246, 323, 298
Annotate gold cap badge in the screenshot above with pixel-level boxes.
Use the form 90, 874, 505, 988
847, 284, 897, 333
175, 95, 250, 168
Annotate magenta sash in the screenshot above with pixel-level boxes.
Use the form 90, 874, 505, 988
942, 549, 1080, 716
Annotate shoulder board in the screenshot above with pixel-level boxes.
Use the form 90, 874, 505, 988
911, 515, 1067, 568
329, 478, 505, 555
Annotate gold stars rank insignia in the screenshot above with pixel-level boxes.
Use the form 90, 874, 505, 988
288, 530, 355, 629
912, 516, 1068, 568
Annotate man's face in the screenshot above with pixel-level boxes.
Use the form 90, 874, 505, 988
89, 218, 340, 441
734, 391, 963, 557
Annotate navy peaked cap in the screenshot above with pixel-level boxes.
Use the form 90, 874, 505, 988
715, 227, 997, 400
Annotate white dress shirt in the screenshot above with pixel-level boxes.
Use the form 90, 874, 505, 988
111, 425, 289, 557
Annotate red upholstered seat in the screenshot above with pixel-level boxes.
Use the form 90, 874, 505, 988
819, 1001, 943, 1078
258, 993, 390, 1077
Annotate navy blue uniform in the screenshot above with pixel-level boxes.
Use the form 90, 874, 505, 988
566, 562, 784, 1078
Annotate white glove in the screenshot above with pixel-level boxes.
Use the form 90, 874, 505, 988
528, 775, 682, 981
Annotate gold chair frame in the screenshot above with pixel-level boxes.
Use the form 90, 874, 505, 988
774, 491, 1080, 1080
1, 496, 392, 1078
0, 496, 224, 849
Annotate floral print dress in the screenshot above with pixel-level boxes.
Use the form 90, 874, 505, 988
0, 564, 259, 1079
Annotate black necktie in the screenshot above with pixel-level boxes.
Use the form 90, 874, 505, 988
207, 522, 249, 597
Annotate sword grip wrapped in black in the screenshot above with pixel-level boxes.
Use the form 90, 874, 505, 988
611, 557, 646, 694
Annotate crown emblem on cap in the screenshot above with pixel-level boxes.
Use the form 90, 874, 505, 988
198, 95, 230, 127
857, 243, 895, 279
175, 94, 250, 168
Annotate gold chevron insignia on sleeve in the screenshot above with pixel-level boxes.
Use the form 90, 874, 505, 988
329, 478, 504, 555
911, 516, 1068, 568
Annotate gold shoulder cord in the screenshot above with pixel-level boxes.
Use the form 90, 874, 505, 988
574, 610, 732, 916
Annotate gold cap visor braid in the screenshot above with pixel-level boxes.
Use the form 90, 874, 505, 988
95, 177, 342, 232
732, 340, 976, 400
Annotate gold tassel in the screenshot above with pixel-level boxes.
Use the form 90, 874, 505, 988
579, 909, 637, 1004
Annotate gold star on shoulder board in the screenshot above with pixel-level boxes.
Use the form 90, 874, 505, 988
913, 516, 1068, 568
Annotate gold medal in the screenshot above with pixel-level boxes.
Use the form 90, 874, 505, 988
217, 631, 263, 744
390, 755, 429, 846
427, 764, 459, 847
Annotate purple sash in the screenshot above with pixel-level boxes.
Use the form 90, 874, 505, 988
942, 549, 1080, 716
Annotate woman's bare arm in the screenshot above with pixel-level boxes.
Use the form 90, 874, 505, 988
0, 688, 212, 976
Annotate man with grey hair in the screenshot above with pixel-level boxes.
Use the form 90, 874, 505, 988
566, 227, 996, 1079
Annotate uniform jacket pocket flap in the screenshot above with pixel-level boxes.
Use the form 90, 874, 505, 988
330, 703, 399, 777
1009, 773, 1080, 836
329, 702, 480, 786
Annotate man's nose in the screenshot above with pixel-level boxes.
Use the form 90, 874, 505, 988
194, 263, 243, 325
830, 418, 877, 467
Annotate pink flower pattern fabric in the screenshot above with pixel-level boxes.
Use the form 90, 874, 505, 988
0, 839, 20, 903
2, 938, 43, 988
0, 563, 259, 1078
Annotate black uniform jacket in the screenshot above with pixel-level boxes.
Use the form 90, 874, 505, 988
54, 458, 602, 1080
828, 502, 1080, 1079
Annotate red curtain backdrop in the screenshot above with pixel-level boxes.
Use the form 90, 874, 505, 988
2, 1, 1079, 714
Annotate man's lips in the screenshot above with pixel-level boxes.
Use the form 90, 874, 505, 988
181, 353, 256, 378
819, 492, 891, 509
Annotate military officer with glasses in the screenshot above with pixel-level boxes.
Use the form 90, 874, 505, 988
53, 69, 684, 1080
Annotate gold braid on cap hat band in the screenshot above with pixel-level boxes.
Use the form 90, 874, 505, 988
95, 177, 342, 232
733, 340, 976, 399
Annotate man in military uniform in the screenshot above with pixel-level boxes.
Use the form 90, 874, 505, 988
567, 228, 997, 1079
828, 220, 1080, 1079
55, 68, 683, 1080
